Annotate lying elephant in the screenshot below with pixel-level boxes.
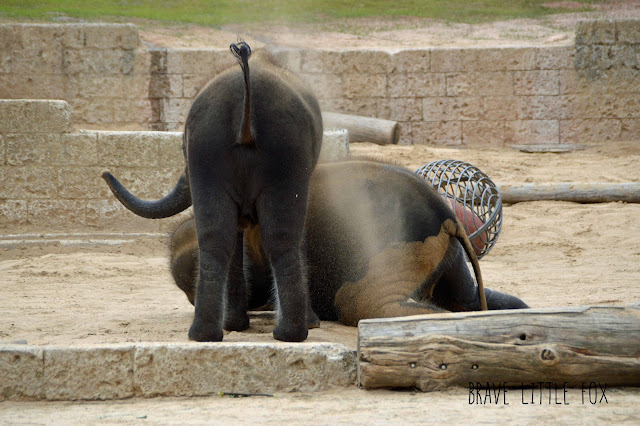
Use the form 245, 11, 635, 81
171, 160, 528, 327
102, 42, 323, 342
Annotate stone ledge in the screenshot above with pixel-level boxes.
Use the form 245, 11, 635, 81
0, 342, 356, 401
0, 100, 72, 134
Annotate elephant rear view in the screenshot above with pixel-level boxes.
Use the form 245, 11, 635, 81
103, 41, 323, 342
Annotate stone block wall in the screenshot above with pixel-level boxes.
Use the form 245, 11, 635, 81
0, 24, 152, 130
0, 21, 638, 234
148, 49, 236, 131
0, 99, 185, 233
294, 47, 573, 145
297, 22, 639, 145
570, 20, 640, 142
155, 20, 640, 145
1, 20, 638, 143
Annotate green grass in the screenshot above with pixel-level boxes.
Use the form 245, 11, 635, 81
0, 0, 601, 27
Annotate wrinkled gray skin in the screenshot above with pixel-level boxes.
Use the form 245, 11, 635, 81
102, 42, 323, 342
171, 160, 529, 327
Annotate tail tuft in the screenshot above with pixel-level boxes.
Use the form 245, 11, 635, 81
230, 39, 252, 70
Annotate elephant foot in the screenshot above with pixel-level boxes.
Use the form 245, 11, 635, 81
188, 318, 224, 342
273, 323, 308, 342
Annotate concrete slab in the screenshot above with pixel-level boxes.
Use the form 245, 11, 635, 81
0, 342, 356, 401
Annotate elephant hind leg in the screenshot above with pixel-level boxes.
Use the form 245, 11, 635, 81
335, 278, 446, 326
334, 236, 454, 326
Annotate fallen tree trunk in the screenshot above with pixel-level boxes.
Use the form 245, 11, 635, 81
322, 112, 400, 145
498, 182, 640, 204
358, 305, 640, 391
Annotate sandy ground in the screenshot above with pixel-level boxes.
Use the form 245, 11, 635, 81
2, 387, 639, 424
1, 141, 639, 423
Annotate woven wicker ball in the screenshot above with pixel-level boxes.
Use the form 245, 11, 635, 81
415, 160, 502, 259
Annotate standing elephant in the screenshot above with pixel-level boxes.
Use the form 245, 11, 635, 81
102, 42, 323, 342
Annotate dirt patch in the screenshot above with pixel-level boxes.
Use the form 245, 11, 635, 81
138, 17, 579, 51
134, 4, 640, 50
1, 387, 639, 423
351, 140, 640, 183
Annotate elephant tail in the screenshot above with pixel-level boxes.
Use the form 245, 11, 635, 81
230, 40, 255, 146
451, 218, 488, 311
101, 171, 192, 219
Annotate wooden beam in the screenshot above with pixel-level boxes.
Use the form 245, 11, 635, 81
358, 306, 640, 391
498, 182, 640, 204
322, 112, 400, 145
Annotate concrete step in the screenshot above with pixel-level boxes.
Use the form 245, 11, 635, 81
0, 342, 356, 401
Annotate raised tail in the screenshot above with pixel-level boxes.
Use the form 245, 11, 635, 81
453, 218, 488, 311
230, 40, 254, 146
102, 171, 192, 219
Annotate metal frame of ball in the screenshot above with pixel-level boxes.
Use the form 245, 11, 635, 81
415, 160, 502, 259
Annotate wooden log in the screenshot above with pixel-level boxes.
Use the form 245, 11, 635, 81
358, 306, 640, 391
498, 182, 640, 204
322, 112, 400, 145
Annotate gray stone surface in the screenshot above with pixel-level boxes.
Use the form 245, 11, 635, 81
0, 100, 72, 134
134, 343, 356, 397
43, 345, 135, 401
0, 345, 44, 401
0, 343, 356, 401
